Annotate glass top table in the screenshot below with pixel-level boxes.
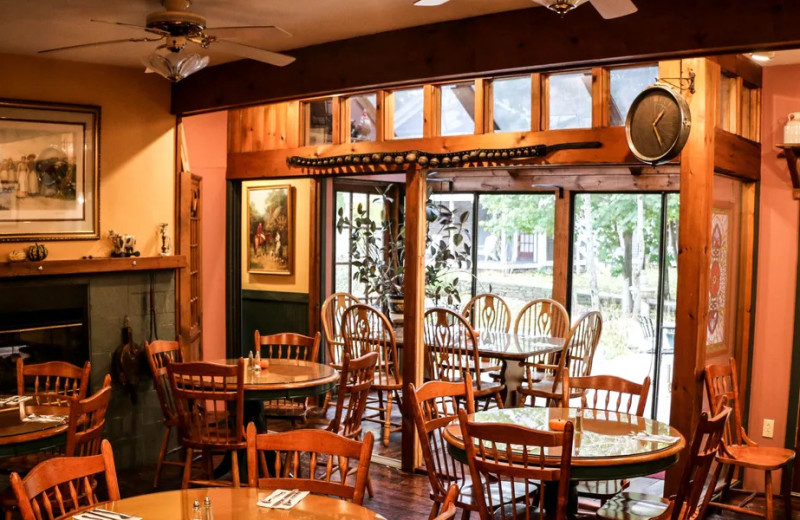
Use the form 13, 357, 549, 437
395, 328, 565, 361
215, 359, 339, 401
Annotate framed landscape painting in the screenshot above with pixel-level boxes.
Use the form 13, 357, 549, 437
247, 184, 293, 275
0, 99, 100, 241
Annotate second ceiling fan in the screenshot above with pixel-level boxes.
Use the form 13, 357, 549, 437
413, 0, 637, 19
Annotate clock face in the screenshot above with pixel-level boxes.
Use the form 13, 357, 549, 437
626, 85, 691, 165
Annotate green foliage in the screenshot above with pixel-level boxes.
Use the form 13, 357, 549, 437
480, 194, 554, 236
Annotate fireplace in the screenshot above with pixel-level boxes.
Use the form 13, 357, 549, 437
0, 283, 90, 392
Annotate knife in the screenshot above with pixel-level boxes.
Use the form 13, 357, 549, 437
260, 489, 289, 506
93, 509, 131, 519
275, 489, 300, 507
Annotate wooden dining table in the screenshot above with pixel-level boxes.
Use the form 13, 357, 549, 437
216, 358, 340, 401
0, 400, 69, 457
443, 406, 685, 514
395, 329, 565, 405
80, 487, 385, 520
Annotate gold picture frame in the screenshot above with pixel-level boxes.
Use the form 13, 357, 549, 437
0, 98, 100, 242
246, 184, 293, 275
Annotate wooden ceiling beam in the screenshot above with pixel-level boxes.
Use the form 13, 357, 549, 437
173, 1, 800, 115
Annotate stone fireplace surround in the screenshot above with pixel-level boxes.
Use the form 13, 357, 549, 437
0, 268, 176, 470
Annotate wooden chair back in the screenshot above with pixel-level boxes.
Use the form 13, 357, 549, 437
704, 357, 747, 446
16, 359, 90, 405
407, 375, 475, 504
167, 359, 246, 450
246, 423, 374, 505
565, 374, 651, 416
10, 439, 120, 520
254, 331, 320, 362
64, 374, 112, 457
341, 304, 399, 388
145, 340, 183, 425
433, 484, 460, 520
514, 298, 570, 338
459, 409, 574, 520
565, 311, 603, 379
321, 292, 361, 367
463, 293, 511, 333
328, 352, 378, 439
424, 307, 487, 388
674, 406, 731, 520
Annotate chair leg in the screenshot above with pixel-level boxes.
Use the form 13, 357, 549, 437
764, 470, 774, 520
153, 426, 171, 488
460, 507, 471, 520
494, 391, 504, 409
383, 391, 393, 447
231, 450, 240, 488
781, 463, 793, 518
377, 390, 386, 421
366, 473, 374, 498
429, 501, 441, 520
181, 447, 194, 489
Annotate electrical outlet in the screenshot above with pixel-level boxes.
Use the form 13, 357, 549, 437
763, 419, 775, 439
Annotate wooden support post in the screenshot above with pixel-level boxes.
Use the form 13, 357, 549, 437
552, 190, 571, 306
401, 164, 427, 472
308, 179, 321, 338
667, 57, 719, 494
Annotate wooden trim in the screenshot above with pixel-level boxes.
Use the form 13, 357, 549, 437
333, 96, 345, 145
474, 78, 489, 135
552, 191, 571, 306
542, 74, 551, 131
531, 73, 543, 132
667, 57, 719, 494
714, 128, 761, 181
424, 84, 440, 138
308, 179, 321, 336
383, 90, 396, 140
0, 256, 186, 279
592, 66, 610, 128
375, 90, 387, 142
709, 54, 763, 88
734, 182, 756, 403
241, 289, 310, 303
401, 164, 426, 472
734, 76, 744, 136
286, 101, 301, 149
225, 181, 243, 359
228, 127, 638, 179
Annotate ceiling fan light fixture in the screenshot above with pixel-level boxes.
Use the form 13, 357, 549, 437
413, 0, 450, 6
532, 0, 589, 15
143, 51, 209, 82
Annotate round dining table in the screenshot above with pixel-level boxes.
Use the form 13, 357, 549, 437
0, 402, 69, 457
216, 358, 340, 401
84, 487, 384, 520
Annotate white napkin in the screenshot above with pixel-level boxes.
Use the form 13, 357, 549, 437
632, 431, 680, 443
0, 395, 31, 406
258, 489, 310, 510
23, 414, 66, 424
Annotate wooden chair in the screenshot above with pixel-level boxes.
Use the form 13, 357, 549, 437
16, 359, 91, 405
566, 374, 651, 506
459, 408, 574, 520
245, 423, 374, 506
463, 294, 511, 375
9, 439, 120, 520
517, 310, 602, 407
254, 331, 321, 425
598, 406, 731, 520
423, 307, 505, 410
320, 293, 361, 414
145, 339, 184, 487
168, 359, 246, 488
704, 358, 795, 520
515, 298, 570, 388
341, 304, 402, 447
433, 484, 460, 520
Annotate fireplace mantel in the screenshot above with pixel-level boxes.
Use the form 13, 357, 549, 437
0, 255, 186, 278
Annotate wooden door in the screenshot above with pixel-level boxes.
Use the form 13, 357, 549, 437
179, 170, 202, 360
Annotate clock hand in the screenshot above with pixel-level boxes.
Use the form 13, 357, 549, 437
653, 109, 665, 127
653, 125, 664, 147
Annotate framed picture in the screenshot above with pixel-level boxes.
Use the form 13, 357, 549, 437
247, 184, 293, 275
0, 99, 100, 242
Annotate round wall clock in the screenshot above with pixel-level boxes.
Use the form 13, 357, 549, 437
625, 83, 692, 165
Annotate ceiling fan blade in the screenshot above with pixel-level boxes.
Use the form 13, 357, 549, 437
588, 0, 637, 19
39, 36, 164, 55
212, 39, 295, 67
414, 0, 451, 5
206, 25, 292, 38
90, 18, 167, 36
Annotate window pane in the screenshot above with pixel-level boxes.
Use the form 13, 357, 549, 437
493, 76, 531, 132
477, 194, 555, 318
304, 99, 333, 145
428, 194, 474, 308
610, 65, 658, 126
548, 71, 592, 130
349, 93, 377, 142
440, 82, 475, 136
393, 88, 424, 139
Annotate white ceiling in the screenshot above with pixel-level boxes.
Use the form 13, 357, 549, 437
0, 0, 540, 70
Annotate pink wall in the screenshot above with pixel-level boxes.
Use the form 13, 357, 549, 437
748, 65, 800, 483
182, 111, 228, 361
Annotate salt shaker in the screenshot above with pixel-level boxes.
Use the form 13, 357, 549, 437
248, 350, 254, 371
191, 500, 202, 520
254, 346, 262, 373
203, 496, 213, 520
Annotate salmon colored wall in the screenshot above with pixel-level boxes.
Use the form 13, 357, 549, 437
0, 53, 174, 261
182, 112, 228, 361
748, 64, 800, 486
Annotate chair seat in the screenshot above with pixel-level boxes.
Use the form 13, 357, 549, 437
597, 492, 672, 520
719, 445, 796, 470
577, 479, 628, 500
474, 381, 506, 399
433, 479, 537, 512
264, 399, 308, 418
518, 378, 561, 397
373, 373, 402, 391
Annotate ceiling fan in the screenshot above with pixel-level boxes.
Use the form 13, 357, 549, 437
414, 0, 637, 19
38, 0, 295, 82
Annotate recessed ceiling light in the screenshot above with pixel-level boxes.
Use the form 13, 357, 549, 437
748, 52, 775, 62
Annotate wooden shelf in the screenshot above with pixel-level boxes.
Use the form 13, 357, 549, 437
0, 255, 187, 279
776, 144, 800, 199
